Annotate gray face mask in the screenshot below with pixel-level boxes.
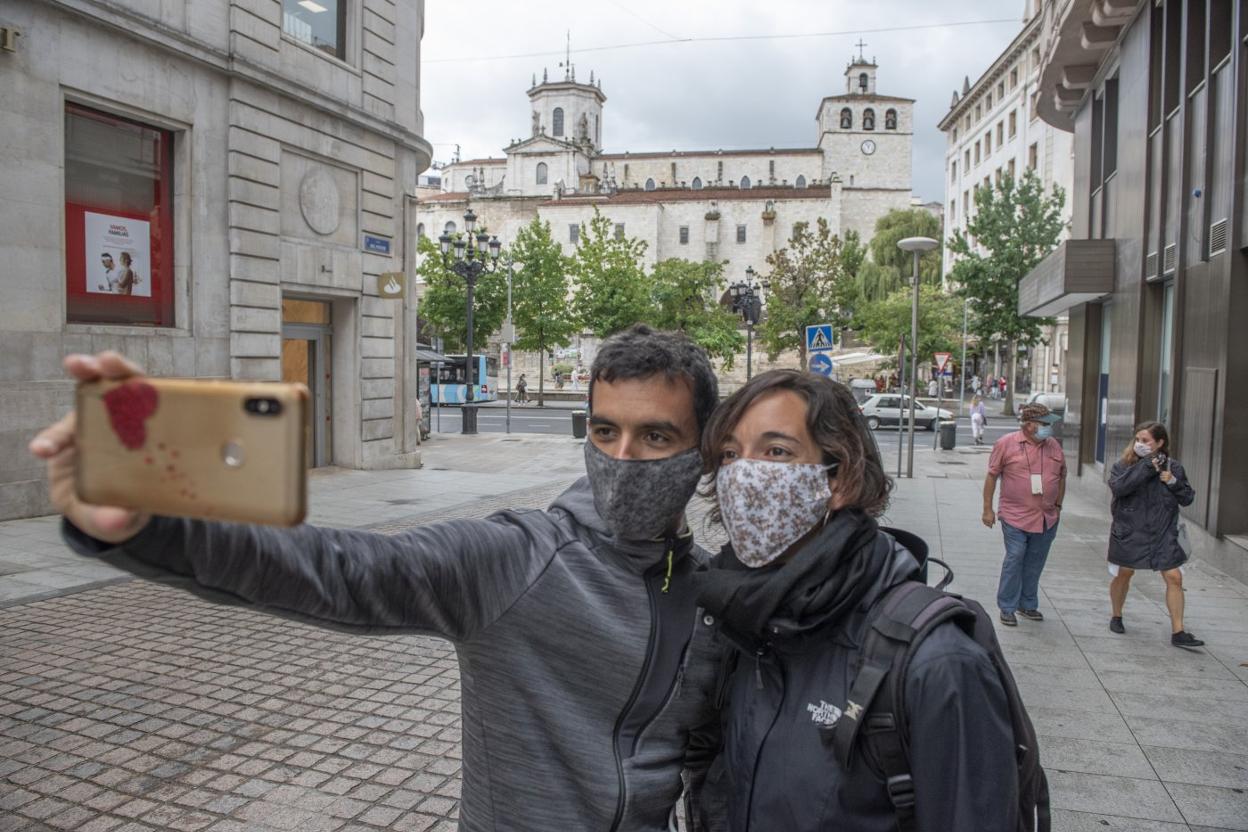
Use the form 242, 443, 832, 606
583, 441, 703, 541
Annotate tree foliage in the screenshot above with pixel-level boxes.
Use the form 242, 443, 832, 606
948, 170, 1066, 411
869, 208, 945, 284
415, 234, 508, 353
509, 217, 578, 405
650, 258, 744, 368
856, 284, 964, 368
757, 218, 851, 365
571, 208, 653, 338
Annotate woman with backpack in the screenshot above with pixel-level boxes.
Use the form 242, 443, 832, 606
1107, 421, 1201, 648
692, 370, 1034, 832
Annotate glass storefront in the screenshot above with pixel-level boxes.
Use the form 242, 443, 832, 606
64, 103, 174, 327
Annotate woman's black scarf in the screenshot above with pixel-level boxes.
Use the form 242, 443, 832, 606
694, 508, 887, 646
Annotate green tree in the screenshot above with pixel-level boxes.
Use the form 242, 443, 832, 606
758, 218, 850, 367
415, 234, 508, 353
856, 284, 964, 369
509, 217, 578, 406
869, 208, 945, 284
570, 208, 654, 337
948, 170, 1066, 413
650, 258, 745, 368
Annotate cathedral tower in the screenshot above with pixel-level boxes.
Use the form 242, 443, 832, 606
527, 65, 606, 150
815, 52, 914, 241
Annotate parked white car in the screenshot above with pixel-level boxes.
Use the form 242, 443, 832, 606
859, 394, 954, 431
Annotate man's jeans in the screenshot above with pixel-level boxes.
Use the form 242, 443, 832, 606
997, 519, 1059, 614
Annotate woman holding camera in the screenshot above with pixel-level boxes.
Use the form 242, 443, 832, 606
1107, 421, 1201, 648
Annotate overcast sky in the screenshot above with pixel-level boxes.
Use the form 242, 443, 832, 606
420, 1, 1030, 204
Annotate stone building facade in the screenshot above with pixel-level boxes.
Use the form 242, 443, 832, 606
938, 0, 1074, 395
423, 55, 916, 283
0, 0, 432, 520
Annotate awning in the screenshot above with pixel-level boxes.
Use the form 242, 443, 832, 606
1018, 239, 1115, 317
413, 348, 452, 363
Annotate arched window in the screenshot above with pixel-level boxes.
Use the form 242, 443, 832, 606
536, 162, 548, 185
739, 176, 751, 189
840, 107, 852, 129
552, 107, 564, 137
885, 108, 898, 130
795, 175, 806, 189
644, 178, 656, 191
444, 221, 457, 235
858, 72, 869, 92
863, 108, 876, 131
416, 223, 425, 240
691, 176, 703, 190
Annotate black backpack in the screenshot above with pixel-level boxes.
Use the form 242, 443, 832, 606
828, 560, 1051, 832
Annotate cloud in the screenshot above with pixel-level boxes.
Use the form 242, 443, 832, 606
420, 0, 1024, 204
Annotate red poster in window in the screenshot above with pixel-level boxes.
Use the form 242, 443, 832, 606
64, 104, 174, 327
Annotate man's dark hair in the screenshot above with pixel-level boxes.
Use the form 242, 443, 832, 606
701, 369, 892, 517
588, 324, 719, 433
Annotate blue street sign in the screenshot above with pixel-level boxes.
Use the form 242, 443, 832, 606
363, 234, 392, 255
805, 324, 834, 352
809, 353, 834, 377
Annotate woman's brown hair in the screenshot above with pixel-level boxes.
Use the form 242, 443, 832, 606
1120, 420, 1169, 465
701, 369, 893, 519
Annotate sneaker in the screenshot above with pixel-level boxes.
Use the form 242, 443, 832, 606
1000, 611, 1018, 627
1171, 631, 1205, 649
1109, 616, 1125, 634
1017, 609, 1044, 622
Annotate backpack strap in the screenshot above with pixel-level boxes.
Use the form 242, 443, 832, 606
829, 581, 976, 832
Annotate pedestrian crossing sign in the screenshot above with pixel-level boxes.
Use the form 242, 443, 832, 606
805, 324, 834, 353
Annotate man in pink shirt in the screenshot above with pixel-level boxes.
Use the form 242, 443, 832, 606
982, 403, 1067, 626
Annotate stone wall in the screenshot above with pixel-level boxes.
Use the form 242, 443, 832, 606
0, 0, 431, 519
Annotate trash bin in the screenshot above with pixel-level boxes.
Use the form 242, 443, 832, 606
571, 410, 588, 439
939, 420, 957, 450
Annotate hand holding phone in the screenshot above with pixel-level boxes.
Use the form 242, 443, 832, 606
29, 353, 155, 545
30, 352, 309, 534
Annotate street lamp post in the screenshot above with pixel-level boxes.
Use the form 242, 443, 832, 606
897, 236, 939, 478
729, 266, 765, 380
439, 209, 501, 435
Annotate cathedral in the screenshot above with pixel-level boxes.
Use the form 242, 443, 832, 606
418, 53, 917, 289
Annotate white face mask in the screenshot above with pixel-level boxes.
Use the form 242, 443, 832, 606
1134, 441, 1152, 458
716, 459, 834, 568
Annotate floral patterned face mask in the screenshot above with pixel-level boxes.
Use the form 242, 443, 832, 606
716, 458, 835, 568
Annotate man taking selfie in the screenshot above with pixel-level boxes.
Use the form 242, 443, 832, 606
30, 325, 723, 832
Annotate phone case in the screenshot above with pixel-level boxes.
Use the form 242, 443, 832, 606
76, 378, 308, 526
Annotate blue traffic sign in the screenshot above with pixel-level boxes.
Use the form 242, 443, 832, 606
808, 353, 835, 377
805, 324, 834, 352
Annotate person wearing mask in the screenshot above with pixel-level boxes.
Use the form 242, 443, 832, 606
30, 326, 725, 832
1107, 422, 1201, 648
969, 394, 988, 445
982, 403, 1065, 626
693, 370, 1020, 831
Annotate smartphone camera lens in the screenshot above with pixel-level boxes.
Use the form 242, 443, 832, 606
244, 397, 283, 417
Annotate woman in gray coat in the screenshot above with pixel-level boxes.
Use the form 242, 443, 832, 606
1107, 421, 1201, 648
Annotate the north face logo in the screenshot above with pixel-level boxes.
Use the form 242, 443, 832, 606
807, 700, 843, 727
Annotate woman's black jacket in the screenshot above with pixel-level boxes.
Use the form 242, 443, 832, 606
1108, 456, 1195, 571
697, 529, 1018, 832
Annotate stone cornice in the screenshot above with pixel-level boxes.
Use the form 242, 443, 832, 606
938, 16, 1042, 131
44, 0, 433, 167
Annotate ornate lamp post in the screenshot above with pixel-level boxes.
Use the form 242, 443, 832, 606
438, 209, 501, 435
728, 266, 765, 380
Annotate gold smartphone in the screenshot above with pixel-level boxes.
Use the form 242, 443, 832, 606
76, 378, 309, 526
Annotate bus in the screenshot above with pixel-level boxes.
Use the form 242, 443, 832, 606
431, 354, 500, 404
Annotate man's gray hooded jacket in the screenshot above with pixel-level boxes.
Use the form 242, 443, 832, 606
64, 477, 723, 831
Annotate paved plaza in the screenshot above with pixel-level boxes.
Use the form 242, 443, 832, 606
2, 433, 1247, 831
